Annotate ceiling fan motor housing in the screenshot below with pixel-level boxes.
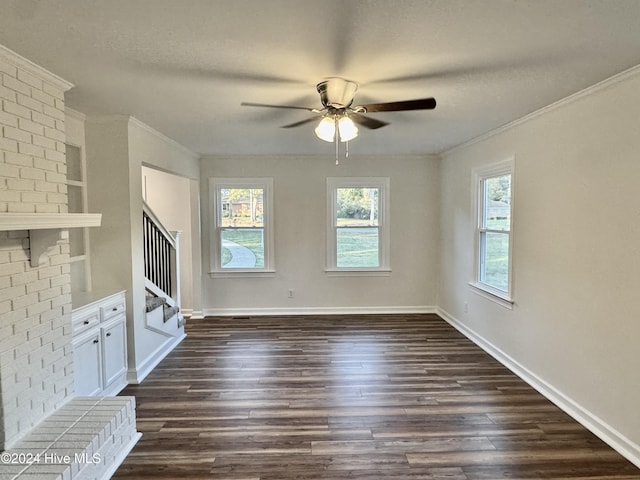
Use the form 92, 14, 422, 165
317, 77, 358, 109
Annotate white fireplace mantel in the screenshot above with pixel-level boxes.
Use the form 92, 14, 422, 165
0, 213, 102, 267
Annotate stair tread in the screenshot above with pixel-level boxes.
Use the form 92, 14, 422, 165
145, 296, 167, 312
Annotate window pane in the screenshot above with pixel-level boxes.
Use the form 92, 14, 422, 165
221, 228, 264, 268
480, 232, 509, 291
336, 227, 379, 268
220, 188, 264, 228
484, 174, 511, 230
336, 188, 378, 227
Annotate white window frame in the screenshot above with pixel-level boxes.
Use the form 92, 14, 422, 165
209, 177, 275, 277
326, 177, 391, 276
470, 158, 514, 307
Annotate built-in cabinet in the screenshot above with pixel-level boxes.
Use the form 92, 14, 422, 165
72, 291, 128, 396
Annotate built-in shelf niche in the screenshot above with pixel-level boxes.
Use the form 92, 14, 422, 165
0, 213, 101, 267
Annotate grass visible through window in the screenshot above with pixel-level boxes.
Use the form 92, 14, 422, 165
337, 227, 379, 268
221, 229, 264, 268
220, 225, 381, 269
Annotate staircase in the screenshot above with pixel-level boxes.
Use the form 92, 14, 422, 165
143, 201, 184, 337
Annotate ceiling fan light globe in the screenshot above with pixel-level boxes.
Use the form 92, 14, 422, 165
338, 116, 358, 142
315, 116, 336, 142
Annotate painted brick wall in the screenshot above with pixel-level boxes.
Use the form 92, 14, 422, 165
0, 45, 74, 449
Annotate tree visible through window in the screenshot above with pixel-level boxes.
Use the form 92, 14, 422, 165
474, 161, 513, 300
336, 187, 380, 267
327, 178, 390, 273
210, 178, 274, 274
220, 188, 265, 268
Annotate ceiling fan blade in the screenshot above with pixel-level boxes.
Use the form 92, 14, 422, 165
280, 117, 318, 129
241, 102, 317, 112
358, 97, 436, 113
349, 113, 389, 130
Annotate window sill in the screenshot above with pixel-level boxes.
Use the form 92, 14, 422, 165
325, 268, 391, 277
210, 269, 276, 279
468, 282, 514, 310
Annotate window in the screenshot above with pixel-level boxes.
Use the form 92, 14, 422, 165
472, 159, 514, 304
327, 177, 390, 274
210, 178, 274, 275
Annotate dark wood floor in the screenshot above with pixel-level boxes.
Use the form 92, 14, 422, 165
113, 314, 640, 479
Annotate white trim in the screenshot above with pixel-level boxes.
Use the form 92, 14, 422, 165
0, 213, 101, 230
203, 305, 437, 317
129, 116, 200, 160
126, 334, 186, 384
436, 307, 640, 470
443, 63, 640, 157
0, 43, 74, 91
209, 270, 276, 278
325, 268, 391, 277
326, 177, 390, 272
472, 158, 515, 299
468, 281, 513, 309
0, 213, 101, 267
65, 107, 87, 121
209, 177, 275, 274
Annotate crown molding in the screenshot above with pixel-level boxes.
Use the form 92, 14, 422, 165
0, 44, 73, 92
443, 63, 640, 158
64, 107, 87, 121
129, 116, 199, 160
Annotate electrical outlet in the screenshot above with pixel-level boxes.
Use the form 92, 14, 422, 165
288, 289, 294, 298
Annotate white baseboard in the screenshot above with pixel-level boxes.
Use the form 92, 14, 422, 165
436, 307, 640, 470
202, 305, 437, 317
127, 334, 186, 384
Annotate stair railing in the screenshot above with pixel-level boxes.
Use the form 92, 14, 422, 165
142, 201, 181, 309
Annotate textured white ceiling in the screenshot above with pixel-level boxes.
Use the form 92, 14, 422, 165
2, 0, 640, 155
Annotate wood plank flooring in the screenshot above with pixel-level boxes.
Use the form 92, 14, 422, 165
113, 314, 640, 479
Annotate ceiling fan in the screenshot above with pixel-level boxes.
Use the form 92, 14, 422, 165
241, 77, 436, 144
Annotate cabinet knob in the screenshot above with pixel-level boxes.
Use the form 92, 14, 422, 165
83, 320, 90, 325
106, 333, 112, 337
112, 307, 118, 311
93, 339, 99, 344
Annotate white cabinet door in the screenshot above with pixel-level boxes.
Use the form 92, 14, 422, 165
102, 318, 127, 390
72, 291, 128, 397
73, 332, 102, 396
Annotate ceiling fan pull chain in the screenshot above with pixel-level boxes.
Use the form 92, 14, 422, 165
335, 134, 339, 165
345, 140, 349, 159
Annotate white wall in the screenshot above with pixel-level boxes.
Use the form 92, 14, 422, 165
438, 67, 640, 464
142, 166, 194, 313
200, 154, 440, 315
85, 116, 198, 383
131, 119, 201, 317
85, 116, 146, 372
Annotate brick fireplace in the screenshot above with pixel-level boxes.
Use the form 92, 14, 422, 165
0, 44, 139, 478
0, 42, 76, 450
